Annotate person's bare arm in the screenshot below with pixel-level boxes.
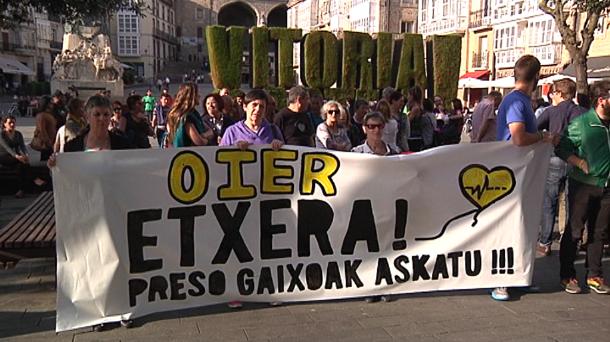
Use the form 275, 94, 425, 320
186, 122, 208, 146
508, 122, 553, 146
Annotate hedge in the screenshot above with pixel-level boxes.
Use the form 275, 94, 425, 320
341, 31, 374, 91
395, 33, 427, 94
269, 28, 302, 89
426, 35, 461, 105
206, 25, 247, 89
301, 31, 338, 89
251, 27, 269, 89
375, 32, 393, 90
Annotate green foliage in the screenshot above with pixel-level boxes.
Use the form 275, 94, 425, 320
395, 33, 427, 94
206, 25, 246, 90
269, 28, 302, 89
0, 0, 144, 29
375, 33, 394, 89
122, 68, 136, 85
324, 88, 355, 105
355, 89, 379, 101
251, 27, 269, 89
266, 87, 287, 109
426, 35, 461, 105
302, 31, 339, 89
341, 31, 374, 91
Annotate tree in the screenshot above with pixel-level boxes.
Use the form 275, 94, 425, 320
539, 0, 610, 95
0, 0, 144, 30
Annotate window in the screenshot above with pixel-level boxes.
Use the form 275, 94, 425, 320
118, 12, 139, 33
118, 36, 139, 56
442, 0, 449, 17
117, 10, 139, 56
401, 21, 414, 33
528, 19, 554, 45
197, 27, 203, 38
494, 26, 516, 50
595, 14, 607, 36
421, 0, 427, 22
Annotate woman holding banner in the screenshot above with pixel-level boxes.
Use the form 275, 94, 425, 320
48, 95, 130, 156
219, 88, 284, 309
166, 83, 214, 148
47, 95, 131, 330
352, 112, 400, 156
220, 89, 284, 151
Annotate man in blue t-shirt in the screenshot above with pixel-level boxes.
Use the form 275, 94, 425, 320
492, 55, 557, 302
496, 55, 555, 145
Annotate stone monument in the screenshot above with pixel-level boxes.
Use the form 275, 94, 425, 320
51, 23, 124, 98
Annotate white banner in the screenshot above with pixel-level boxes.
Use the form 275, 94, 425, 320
54, 142, 551, 332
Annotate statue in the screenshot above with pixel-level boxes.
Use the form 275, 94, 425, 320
52, 22, 124, 98
52, 25, 123, 82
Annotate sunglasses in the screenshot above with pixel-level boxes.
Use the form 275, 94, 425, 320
365, 123, 385, 130
113, 107, 122, 112
92, 112, 112, 117
327, 109, 340, 115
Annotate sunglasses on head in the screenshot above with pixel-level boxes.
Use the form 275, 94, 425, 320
365, 123, 384, 130
327, 109, 340, 115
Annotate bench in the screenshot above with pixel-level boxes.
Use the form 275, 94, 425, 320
0, 191, 55, 268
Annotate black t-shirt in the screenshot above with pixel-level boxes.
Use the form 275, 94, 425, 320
64, 127, 131, 152
273, 107, 315, 147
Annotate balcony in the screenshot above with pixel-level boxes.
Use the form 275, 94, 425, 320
472, 51, 489, 70
495, 47, 526, 69
531, 43, 562, 65
420, 16, 468, 35
153, 28, 179, 45
0, 42, 36, 53
468, 9, 492, 29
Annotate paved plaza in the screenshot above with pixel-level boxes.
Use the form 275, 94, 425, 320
0, 193, 609, 342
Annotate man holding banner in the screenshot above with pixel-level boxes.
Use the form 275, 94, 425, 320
494, 55, 556, 301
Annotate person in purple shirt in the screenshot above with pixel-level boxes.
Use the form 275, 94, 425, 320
219, 89, 283, 309
219, 89, 284, 151
493, 55, 557, 302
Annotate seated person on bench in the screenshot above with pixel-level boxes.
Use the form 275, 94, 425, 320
0, 115, 42, 197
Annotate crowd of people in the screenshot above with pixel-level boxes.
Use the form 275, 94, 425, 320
1, 54, 609, 318
468, 54, 610, 301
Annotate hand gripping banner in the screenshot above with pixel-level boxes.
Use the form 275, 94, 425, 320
53, 142, 551, 331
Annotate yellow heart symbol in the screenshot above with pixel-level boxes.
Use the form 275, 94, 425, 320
458, 164, 515, 210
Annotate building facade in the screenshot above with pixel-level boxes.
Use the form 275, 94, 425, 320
108, 0, 179, 80
0, 9, 63, 92
288, 0, 417, 35
418, 0, 566, 106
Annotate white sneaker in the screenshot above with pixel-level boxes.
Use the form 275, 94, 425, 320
491, 287, 510, 301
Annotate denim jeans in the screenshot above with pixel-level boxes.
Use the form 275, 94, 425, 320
539, 156, 568, 246
559, 180, 610, 279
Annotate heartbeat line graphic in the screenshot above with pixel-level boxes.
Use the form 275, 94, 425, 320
463, 175, 508, 200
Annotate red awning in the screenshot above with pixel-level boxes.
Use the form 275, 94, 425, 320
459, 70, 490, 79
